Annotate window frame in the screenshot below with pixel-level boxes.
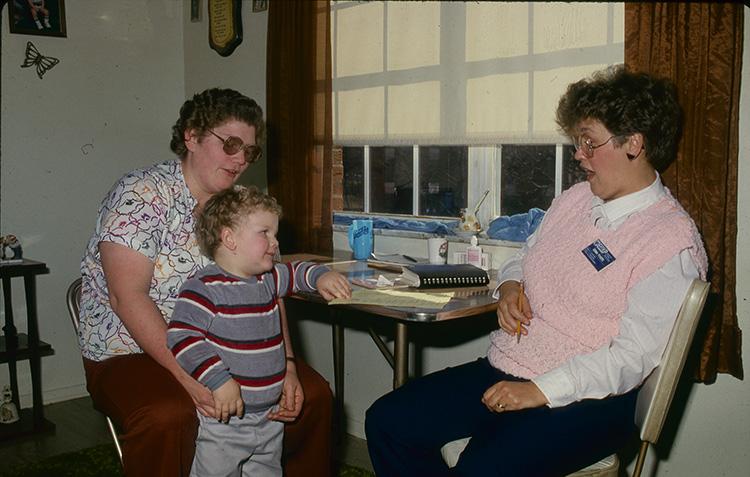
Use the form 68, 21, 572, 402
338, 142, 571, 225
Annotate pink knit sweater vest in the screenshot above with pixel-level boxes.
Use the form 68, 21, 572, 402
487, 182, 707, 379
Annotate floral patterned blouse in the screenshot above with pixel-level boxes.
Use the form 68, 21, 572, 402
79, 160, 209, 361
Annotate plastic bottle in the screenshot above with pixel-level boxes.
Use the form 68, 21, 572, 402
466, 235, 483, 267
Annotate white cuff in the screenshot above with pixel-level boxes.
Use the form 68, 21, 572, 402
532, 368, 577, 408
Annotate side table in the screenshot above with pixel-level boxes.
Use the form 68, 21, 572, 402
0, 259, 55, 440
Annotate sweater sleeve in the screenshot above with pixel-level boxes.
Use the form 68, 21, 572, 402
271, 261, 330, 298
166, 278, 232, 391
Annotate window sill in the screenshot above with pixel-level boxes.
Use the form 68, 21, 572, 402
332, 212, 522, 249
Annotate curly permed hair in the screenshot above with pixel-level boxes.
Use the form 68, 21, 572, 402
196, 185, 282, 260
555, 65, 682, 172
170, 88, 265, 159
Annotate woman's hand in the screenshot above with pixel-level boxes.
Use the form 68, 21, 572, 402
481, 381, 548, 413
177, 372, 216, 418
211, 379, 244, 423
317, 271, 352, 300
268, 361, 305, 422
496, 280, 532, 336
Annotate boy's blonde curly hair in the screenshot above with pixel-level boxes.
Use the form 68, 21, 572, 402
196, 185, 282, 260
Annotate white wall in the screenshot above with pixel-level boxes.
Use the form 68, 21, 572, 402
1, 0, 185, 403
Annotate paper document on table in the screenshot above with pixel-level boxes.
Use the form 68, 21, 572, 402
329, 288, 454, 308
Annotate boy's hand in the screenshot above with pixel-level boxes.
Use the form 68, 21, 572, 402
268, 361, 305, 422
212, 379, 244, 423
317, 271, 352, 300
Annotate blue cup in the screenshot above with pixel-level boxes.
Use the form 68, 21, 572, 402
348, 219, 373, 260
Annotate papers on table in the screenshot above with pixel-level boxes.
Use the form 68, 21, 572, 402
329, 288, 454, 308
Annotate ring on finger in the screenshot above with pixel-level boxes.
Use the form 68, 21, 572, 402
495, 402, 505, 410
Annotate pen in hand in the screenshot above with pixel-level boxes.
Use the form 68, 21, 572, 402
516, 281, 524, 343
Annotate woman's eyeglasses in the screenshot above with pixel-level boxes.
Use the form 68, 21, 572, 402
573, 135, 616, 159
207, 130, 262, 164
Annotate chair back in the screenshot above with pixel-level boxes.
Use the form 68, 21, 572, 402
635, 278, 710, 444
64, 276, 124, 464
66, 277, 83, 331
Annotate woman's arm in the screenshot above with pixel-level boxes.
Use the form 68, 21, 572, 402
493, 215, 547, 332
268, 299, 304, 422
99, 241, 215, 416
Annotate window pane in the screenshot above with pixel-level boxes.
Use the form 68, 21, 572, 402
342, 147, 365, 211
419, 146, 468, 217
370, 146, 413, 214
562, 145, 586, 191
501, 145, 555, 215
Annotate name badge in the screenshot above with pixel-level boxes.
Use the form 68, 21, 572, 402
581, 239, 616, 271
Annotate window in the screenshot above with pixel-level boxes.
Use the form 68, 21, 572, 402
333, 2, 623, 223
342, 145, 586, 217
343, 146, 468, 216
419, 146, 467, 217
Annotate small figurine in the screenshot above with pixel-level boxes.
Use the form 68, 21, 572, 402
1, 234, 23, 261
0, 385, 20, 424
458, 208, 481, 233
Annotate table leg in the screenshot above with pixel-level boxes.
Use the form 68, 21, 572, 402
331, 311, 345, 440
1, 276, 21, 412
393, 323, 409, 388
24, 275, 45, 429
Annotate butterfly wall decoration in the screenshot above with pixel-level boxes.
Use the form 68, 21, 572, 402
21, 42, 60, 79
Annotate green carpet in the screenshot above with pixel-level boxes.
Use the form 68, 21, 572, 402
0, 444, 374, 477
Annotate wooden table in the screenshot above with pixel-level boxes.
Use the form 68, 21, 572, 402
284, 255, 498, 407
0, 259, 55, 440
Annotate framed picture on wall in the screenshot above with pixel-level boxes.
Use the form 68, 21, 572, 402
8, 0, 67, 38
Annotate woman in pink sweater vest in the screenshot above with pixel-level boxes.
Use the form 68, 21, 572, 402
366, 66, 707, 476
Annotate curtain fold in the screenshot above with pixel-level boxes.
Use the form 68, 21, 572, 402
625, 2, 743, 382
266, 0, 333, 255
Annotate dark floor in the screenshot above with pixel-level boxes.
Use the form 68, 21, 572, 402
0, 396, 374, 473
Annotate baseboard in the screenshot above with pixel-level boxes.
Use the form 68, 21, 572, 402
13, 383, 89, 408
44, 383, 90, 404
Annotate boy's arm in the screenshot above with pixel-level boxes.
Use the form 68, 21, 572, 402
166, 280, 233, 394
277, 260, 352, 300
275, 261, 329, 295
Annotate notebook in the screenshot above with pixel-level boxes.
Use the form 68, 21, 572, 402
401, 264, 489, 289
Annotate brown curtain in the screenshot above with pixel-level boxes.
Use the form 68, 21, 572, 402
266, 0, 333, 255
625, 3, 743, 382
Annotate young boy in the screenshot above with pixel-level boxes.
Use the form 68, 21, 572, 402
167, 185, 351, 477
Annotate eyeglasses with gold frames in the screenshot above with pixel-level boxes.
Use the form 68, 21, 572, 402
573, 135, 617, 159
207, 129, 262, 164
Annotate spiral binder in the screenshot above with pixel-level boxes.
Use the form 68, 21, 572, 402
401, 264, 489, 289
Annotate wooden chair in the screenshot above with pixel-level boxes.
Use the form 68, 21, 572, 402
441, 278, 710, 477
66, 277, 124, 464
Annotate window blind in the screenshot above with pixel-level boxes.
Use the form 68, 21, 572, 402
331, 1, 624, 146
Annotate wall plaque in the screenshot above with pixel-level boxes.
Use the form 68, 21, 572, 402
208, 0, 242, 57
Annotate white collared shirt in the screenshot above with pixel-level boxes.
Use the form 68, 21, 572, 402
494, 175, 701, 407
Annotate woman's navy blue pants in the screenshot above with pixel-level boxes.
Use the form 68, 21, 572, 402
365, 358, 637, 477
